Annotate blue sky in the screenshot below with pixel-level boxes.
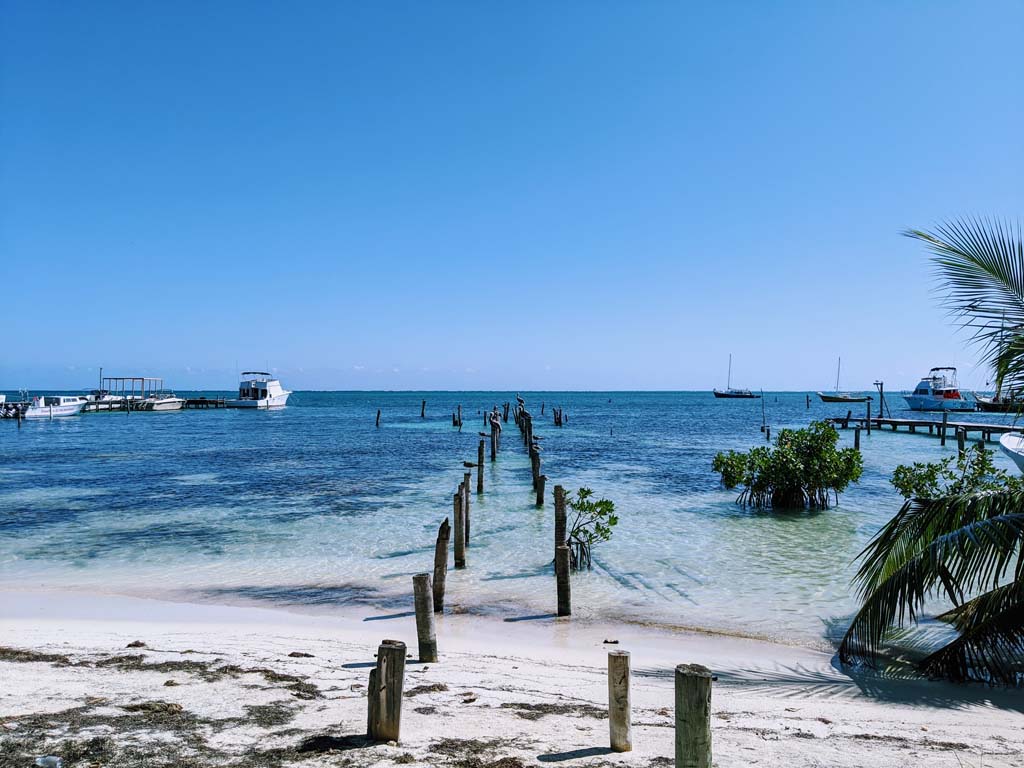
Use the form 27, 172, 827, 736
2, 2, 1022, 391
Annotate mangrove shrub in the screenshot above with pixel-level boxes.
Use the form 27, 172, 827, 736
712, 421, 862, 509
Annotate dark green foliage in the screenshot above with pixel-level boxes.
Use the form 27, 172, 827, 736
712, 421, 862, 509
840, 490, 1024, 685
891, 444, 1024, 499
566, 487, 617, 571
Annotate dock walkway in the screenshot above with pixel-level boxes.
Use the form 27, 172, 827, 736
827, 414, 1017, 442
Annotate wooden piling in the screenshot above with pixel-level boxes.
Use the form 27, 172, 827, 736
854, 426, 861, 451
421, 400, 426, 418
367, 639, 406, 742
412, 574, 437, 662
432, 519, 450, 612
477, 440, 484, 494
453, 493, 465, 569
490, 416, 499, 461
462, 472, 471, 542
866, 400, 871, 435
957, 427, 966, 457
941, 412, 948, 446
554, 485, 567, 549
556, 545, 571, 616
536, 474, 546, 507
376, 409, 381, 428
608, 650, 632, 752
674, 663, 712, 768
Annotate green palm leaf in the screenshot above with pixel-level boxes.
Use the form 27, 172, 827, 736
838, 498, 1024, 666
906, 218, 1024, 391
922, 579, 1024, 685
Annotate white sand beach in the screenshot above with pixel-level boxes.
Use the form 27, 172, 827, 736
2, 589, 1021, 767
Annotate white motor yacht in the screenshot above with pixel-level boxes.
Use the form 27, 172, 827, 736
225, 372, 291, 409
24, 395, 86, 419
903, 368, 975, 412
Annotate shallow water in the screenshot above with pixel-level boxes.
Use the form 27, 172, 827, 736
1, 390, 1019, 649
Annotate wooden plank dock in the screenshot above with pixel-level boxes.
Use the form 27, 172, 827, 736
827, 414, 1016, 442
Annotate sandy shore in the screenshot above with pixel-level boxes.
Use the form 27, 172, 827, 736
1, 589, 1021, 767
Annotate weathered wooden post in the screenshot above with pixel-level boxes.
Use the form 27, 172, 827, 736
941, 411, 948, 446
556, 545, 571, 616
490, 416, 499, 461
477, 440, 484, 494
503, 402, 509, 422
957, 427, 966, 457
844, 409, 852, 429
536, 474, 546, 507
462, 472, 471, 542
376, 409, 381, 428
541, 402, 545, 415
806, 394, 810, 409
367, 639, 406, 742
554, 485, 567, 549
608, 650, 632, 752
866, 400, 871, 435
675, 663, 712, 768
432, 519, 450, 612
421, 399, 426, 418
854, 426, 861, 451
530, 444, 541, 490
453, 492, 465, 569
412, 574, 437, 662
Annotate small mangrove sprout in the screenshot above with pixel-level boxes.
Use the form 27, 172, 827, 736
566, 488, 617, 571
712, 421, 862, 509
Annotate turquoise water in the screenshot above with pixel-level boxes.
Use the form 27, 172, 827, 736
1, 391, 1019, 649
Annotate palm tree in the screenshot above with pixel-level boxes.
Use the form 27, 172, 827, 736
906, 218, 1024, 395
838, 219, 1024, 684
838, 491, 1024, 684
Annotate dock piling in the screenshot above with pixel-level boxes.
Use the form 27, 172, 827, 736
432, 519, 450, 612
367, 640, 406, 742
675, 664, 712, 768
608, 650, 632, 752
412, 574, 438, 663
556, 545, 571, 616
453, 493, 465, 569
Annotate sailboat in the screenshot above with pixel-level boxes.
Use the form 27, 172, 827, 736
817, 358, 872, 403
713, 354, 760, 399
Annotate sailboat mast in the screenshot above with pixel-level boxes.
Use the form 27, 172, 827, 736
836, 357, 841, 392
727, 354, 732, 390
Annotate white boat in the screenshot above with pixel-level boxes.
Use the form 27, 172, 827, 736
999, 432, 1024, 473
903, 367, 975, 412
225, 372, 291, 409
140, 393, 185, 411
24, 395, 86, 419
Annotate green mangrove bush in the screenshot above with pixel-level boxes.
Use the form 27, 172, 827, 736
712, 421, 862, 509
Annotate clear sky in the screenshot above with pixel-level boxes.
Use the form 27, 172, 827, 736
2, 2, 1022, 391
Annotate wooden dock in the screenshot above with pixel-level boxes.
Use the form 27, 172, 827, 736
828, 414, 1016, 442
183, 397, 226, 409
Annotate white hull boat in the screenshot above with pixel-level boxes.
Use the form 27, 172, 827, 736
999, 432, 1024, 473
225, 372, 291, 409
24, 395, 86, 419
141, 395, 185, 411
903, 367, 975, 412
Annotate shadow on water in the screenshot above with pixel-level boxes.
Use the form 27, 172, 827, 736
195, 584, 408, 611
363, 611, 416, 621
503, 613, 557, 623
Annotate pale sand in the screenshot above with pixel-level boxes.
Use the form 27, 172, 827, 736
1, 589, 1021, 767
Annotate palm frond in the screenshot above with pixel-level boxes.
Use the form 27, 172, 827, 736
923, 579, 1024, 685
838, 499, 1024, 666
906, 217, 1024, 389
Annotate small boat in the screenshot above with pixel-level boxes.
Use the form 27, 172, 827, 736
225, 371, 291, 409
817, 358, 872, 403
139, 392, 185, 411
24, 395, 86, 419
903, 367, 975, 412
999, 432, 1024, 473
975, 393, 1024, 413
712, 354, 761, 399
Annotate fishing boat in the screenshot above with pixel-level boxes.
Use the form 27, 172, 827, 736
139, 392, 185, 411
225, 371, 291, 409
24, 395, 86, 419
817, 358, 871, 403
903, 367, 975, 412
975, 392, 1024, 413
712, 354, 760, 399
999, 432, 1024, 473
